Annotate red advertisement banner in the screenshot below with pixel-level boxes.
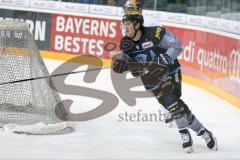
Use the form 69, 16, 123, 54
51, 14, 122, 59
166, 26, 240, 99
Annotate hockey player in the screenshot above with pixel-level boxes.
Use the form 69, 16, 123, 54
122, 0, 174, 126
112, 11, 218, 153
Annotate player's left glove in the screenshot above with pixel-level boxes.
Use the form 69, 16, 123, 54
140, 53, 174, 96
141, 62, 170, 87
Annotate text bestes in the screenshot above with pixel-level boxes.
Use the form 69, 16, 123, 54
53, 15, 119, 56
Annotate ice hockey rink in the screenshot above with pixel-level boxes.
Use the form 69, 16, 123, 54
0, 58, 240, 160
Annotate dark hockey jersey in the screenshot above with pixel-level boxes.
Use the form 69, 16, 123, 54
120, 26, 180, 74
119, 26, 181, 94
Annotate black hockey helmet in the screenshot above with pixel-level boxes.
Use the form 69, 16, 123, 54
122, 11, 144, 27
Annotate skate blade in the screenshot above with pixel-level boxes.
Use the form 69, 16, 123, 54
212, 137, 218, 151
166, 122, 173, 128
185, 146, 194, 153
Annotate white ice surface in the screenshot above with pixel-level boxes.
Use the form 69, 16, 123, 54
0, 59, 240, 159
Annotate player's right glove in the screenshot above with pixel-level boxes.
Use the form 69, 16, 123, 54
111, 53, 128, 73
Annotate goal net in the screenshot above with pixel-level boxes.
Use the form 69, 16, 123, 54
0, 20, 73, 135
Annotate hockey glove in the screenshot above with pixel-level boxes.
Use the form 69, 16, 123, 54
128, 60, 144, 77
141, 62, 170, 87
112, 53, 128, 73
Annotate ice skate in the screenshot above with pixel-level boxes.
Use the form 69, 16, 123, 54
179, 129, 193, 153
164, 113, 174, 128
198, 128, 218, 151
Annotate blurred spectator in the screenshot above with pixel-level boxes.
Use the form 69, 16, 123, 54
76, 0, 100, 4
61, 0, 100, 4
107, 0, 117, 6
117, 0, 126, 6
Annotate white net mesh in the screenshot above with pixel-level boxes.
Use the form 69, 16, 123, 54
0, 20, 73, 134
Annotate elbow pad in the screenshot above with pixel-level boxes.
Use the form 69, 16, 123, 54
159, 30, 183, 61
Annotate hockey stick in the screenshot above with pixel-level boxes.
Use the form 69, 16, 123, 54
0, 66, 111, 86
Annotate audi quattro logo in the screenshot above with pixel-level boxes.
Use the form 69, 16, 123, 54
229, 50, 240, 83
142, 41, 153, 49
